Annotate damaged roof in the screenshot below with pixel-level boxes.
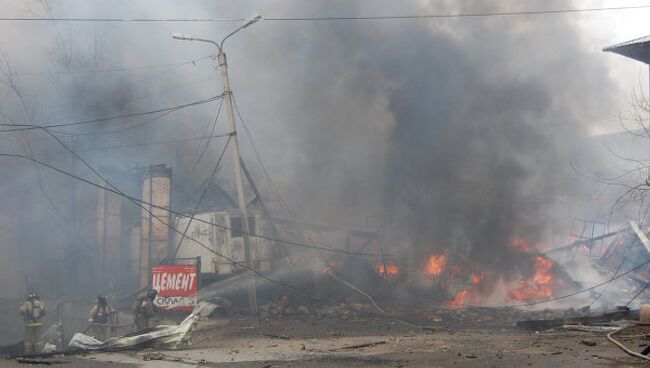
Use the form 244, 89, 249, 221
604, 35, 650, 64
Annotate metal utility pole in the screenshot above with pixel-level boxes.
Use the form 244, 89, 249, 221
172, 15, 262, 315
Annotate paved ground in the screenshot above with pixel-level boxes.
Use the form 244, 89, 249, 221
81, 329, 643, 367
88, 317, 650, 367
3, 314, 649, 367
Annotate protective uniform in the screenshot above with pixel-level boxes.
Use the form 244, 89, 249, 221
88, 295, 113, 341
19, 294, 46, 353
133, 289, 157, 332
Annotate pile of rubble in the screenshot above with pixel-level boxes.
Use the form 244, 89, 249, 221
256, 294, 605, 330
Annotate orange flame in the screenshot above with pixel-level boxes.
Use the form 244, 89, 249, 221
376, 264, 400, 277
509, 256, 554, 301
448, 290, 470, 307
510, 237, 537, 253
425, 255, 446, 277
470, 272, 484, 285
322, 260, 338, 273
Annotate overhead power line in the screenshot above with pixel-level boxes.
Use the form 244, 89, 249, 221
36, 130, 319, 300
266, 5, 650, 21
173, 135, 231, 258
0, 94, 224, 133
231, 94, 432, 330
192, 98, 225, 171
0, 152, 382, 257
173, 99, 229, 258
48, 109, 177, 137
6, 53, 216, 76
2, 150, 647, 310
0, 5, 648, 23
30, 132, 233, 156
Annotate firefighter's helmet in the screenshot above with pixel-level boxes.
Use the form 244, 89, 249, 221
146, 289, 158, 300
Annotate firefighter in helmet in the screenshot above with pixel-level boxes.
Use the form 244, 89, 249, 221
88, 294, 114, 341
19, 293, 46, 353
133, 289, 158, 332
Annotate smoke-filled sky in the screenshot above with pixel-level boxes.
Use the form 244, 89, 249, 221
0, 0, 649, 296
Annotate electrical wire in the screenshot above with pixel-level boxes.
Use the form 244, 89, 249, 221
192, 98, 224, 171
48, 109, 177, 137
172, 134, 232, 259
0, 5, 648, 22
263, 5, 650, 21
25, 129, 322, 301
232, 95, 285, 208
0, 94, 224, 133
231, 95, 435, 329
231, 94, 650, 318
38, 61, 220, 124
588, 238, 633, 307
4, 149, 649, 311
172, 90, 228, 258
626, 282, 650, 307
625, 257, 650, 306
30, 132, 233, 156
0, 152, 381, 257
6, 53, 216, 76
39, 74, 220, 129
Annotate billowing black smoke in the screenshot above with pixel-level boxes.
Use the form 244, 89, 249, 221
0, 0, 624, 317
224, 1, 615, 278
382, 31, 584, 272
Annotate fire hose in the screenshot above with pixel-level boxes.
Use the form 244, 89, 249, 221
606, 323, 650, 362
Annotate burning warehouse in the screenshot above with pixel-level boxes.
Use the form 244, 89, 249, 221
93, 163, 276, 292
2, 1, 650, 366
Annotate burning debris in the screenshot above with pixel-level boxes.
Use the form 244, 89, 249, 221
362, 241, 578, 308
0, 1, 649, 367
508, 256, 555, 301
424, 255, 447, 277
375, 264, 399, 278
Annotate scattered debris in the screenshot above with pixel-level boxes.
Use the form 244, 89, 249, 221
517, 319, 564, 330
142, 351, 202, 364
331, 341, 387, 351
15, 357, 68, 365
581, 339, 597, 347
142, 352, 166, 361
264, 334, 291, 340
298, 306, 310, 314
69, 301, 216, 352
562, 324, 621, 333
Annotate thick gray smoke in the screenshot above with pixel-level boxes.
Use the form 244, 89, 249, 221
222, 1, 617, 275
377, 10, 606, 271
0, 0, 630, 329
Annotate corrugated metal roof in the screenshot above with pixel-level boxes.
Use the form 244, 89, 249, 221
604, 35, 650, 64
630, 221, 650, 254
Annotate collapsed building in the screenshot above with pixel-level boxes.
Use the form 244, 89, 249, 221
88, 162, 383, 300
91, 163, 272, 294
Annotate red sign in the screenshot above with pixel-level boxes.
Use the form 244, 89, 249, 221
151, 265, 198, 311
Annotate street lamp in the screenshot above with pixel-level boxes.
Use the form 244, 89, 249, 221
172, 14, 262, 315
172, 14, 262, 51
